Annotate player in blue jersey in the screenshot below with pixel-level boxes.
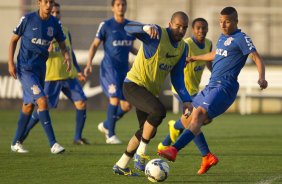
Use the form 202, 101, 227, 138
157, 18, 218, 175
158, 7, 268, 170
20, 2, 89, 146
84, 0, 137, 144
8, 0, 71, 154
112, 11, 193, 176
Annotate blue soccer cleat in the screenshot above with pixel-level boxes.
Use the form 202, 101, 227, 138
113, 165, 139, 176
134, 153, 150, 172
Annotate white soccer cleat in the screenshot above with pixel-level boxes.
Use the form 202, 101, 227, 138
106, 135, 122, 144
50, 143, 65, 154
11, 142, 29, 153
98, 122, 109, 139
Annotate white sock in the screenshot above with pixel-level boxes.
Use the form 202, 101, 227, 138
116, 153, 131, 168
136, 140, 147, 155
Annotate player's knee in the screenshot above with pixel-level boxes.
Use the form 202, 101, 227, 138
147, 105, 166, 127
121, 103, 131, 112
22, 103, 34, 114
74, 100, 87, 109
36, 96, 48, 110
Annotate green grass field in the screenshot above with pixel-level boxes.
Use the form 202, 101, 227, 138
0, 110, 282, 184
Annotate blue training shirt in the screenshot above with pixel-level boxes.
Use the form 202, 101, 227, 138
14, 11, 65, 71
124, 22, 191, 102
96, 18, 136, 74
210, 29, 256, 89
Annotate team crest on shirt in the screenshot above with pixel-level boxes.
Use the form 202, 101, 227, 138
108, 84, 117, 94
31, 85, 41, 95
224, 37, 234, 46
47, 27, 54, 37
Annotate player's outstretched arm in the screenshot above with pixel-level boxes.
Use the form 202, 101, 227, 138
58, 41, 72, 72
8, 34, 20, 79
187, 51, 216, 63
250, 51, 268, 90
84, 38, 101, 77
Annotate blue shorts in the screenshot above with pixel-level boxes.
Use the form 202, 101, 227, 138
44, 78, 87, 108
18, 69, 46, 104
192, 85, 238, 119
100, 67, 126, 100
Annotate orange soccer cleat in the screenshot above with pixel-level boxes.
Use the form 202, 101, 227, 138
157, 146, 178, 162
197, 152, 219, 175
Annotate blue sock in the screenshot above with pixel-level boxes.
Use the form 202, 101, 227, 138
115, 105, 126, 121
174, 119, 185, 130
162, 134, 172, 146
12, 112, 31, 145
193, 132, 210, 156
74, 109, 86, 141
173, 129, 195, 151
105, 104, 118, 137
20, 111, 39, 143
38, 110, 56, 147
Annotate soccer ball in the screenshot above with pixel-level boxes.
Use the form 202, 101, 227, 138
145, 159, 169, 182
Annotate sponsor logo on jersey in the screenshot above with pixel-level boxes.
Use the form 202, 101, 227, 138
112, 40, 132, 46
194, 65, 205, 72
159, 63, 173, 71
47, 27, 54, 37
31, 38, 51, 46
216, 48, 228, 57
165, 53, 178, 58
224, 37, 234, 46
244, 35, 256, 50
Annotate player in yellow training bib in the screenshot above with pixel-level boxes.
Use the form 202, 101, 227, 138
112, 11, 193, 176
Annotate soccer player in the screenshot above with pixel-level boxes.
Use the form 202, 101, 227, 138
84, 0, 137, 144
20, 2, 89, 145
112, 11, 193, 176
157, 18, 218, 175
158, 7, 268, 170
8, 0, 71, 154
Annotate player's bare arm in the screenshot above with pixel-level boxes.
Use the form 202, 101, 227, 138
187, 50, 216, 63
8, 34, 20, 79
84, 38, 102, 77
250, 51, 268, 90
130, 45, 139, 55
58, 41, 72, 72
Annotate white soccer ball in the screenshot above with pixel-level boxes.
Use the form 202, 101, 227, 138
145, 159, 169, 182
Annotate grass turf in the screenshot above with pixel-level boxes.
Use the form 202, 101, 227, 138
0, 110, 282, 184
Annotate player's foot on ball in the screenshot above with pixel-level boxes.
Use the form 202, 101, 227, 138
134, 153, 150, 172
51, 143, 65, 154
98, 122, 109, 139
157, 142, 169, 152
168, 120, 180, 143
197, 152, 219, 175
106, 135, 122, 144
158, 146, 178, 162
73, 138, 90, 145
113, 164, 139, 176
11, 142, 29, 153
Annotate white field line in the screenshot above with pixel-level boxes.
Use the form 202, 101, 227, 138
256, 175, 282, 184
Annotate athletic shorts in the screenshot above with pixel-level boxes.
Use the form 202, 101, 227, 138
192, 85, 238, 119
44, 78, 87, 108
18, 69, 46, 104
99, 67, 127, 100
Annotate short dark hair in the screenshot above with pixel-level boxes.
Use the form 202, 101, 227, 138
171, 11, 189, 22
111, 0, 127, 6
54, 2, 60, 7
192, 18, 208, 28
221, 7, 238, 20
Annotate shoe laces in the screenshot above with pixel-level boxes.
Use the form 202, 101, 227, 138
139, 154, 150, 164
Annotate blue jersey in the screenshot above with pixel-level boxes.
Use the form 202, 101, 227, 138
209, 29, 256, 89
14, 11, 65, 71
96, 18, 136, 74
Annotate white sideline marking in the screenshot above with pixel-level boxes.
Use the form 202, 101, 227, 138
256, 175, 282, 184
